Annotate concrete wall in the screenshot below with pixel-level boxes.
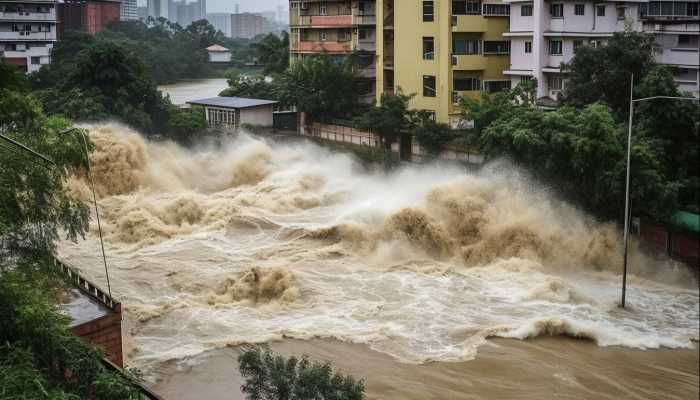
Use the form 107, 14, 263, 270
208, 51, 231, 62
241, 105, 274, 127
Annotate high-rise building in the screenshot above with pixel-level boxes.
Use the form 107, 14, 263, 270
289, 1, 377, 103
147, 0, 169, 19
207, 12, 231, 36
120, 0, 137, 20
171, 0, 205, 27
376, 0, 511, 125
0, 0, 58, 73
136, 5, 148, 20
640, 1, 699, 97
58, 0, 121, 36
231, 12, 265, 38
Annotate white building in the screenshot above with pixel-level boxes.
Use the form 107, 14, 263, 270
120, 0, 138, 20
0, 0, 57, 73
640, 1, 699, 97
504, 0, 645, 100
187, 97, 278, 128
206, 44, 231, 62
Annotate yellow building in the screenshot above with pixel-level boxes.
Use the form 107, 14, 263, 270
376, 0, 511, 126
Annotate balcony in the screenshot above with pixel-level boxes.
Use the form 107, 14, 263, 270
383, 55, 394, 69
657, 47, 699, 67
0, 30, 56, 41
292, 40, 353, 53
355, 39, 376, 52
356, 65, 376, 79
0, 10, 56, 21
451, 15, 487, 32
451, 54, 487, 70
298, 14, 353, 27
353, 13, 376, 25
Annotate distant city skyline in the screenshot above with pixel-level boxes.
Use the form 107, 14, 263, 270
138, 0, 287, 14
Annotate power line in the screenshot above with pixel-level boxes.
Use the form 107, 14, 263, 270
0, 141, 53, 171
0, 133, 55, 165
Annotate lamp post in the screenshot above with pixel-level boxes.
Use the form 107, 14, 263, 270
620, 74, 699, 308
62, 128, 112, 298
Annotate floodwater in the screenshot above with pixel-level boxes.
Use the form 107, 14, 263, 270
158, 78, 228, 106
58, 123, 700, 398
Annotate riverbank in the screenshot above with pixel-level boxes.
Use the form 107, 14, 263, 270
152, 337, 699, 400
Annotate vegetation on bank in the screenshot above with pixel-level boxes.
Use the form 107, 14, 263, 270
239, 347, 365, 400
459, 32, 698, 223
0, 75, 145, 397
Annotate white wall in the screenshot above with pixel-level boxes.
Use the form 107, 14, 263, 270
510, 37, 533, 70
241, 105, 274, 127
209, 52, 231, 62
509, 2, 534, 32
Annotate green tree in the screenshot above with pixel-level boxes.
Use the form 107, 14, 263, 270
563, 31, 656, 117
0, 59, 28, 91
255, 32, 290, 76
353, 89, 415, 147
411, 115, 458, 156
220, 70, 279, 101
275, 55, 357, 119
239, 347, 365, 400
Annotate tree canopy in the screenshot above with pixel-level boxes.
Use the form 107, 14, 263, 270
255, 32, 290, 76
239, 347, 365, 400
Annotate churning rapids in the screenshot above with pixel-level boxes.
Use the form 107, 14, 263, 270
58, 123, 699, 375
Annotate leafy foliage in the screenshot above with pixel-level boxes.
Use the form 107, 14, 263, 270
563, 31, 656, 117
255, 32, 290, 76
411, 115, 458, 156
220, 70, 279, 101
275, 55, 357, 119
239, 347, 365, 400
353, 89, 415, 145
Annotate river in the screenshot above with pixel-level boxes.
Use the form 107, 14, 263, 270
158, 78, 229, 106
58, 123, 699, 399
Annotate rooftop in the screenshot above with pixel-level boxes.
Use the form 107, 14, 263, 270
206, 44, 230, 53
187, 96, 279, 109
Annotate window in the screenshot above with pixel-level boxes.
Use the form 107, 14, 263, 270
31, 56, 40, 65
524, 41, 532, 53
453, 0, 482, 15
548, 75, 563, 90
575, 4, 585, 15
483, 3, 510, 15
454, 77, 481, 91
320, 31, 327, 41
319, 2, 327, 15
573, 39, 583, 51
689, 2, 699, 16
358, 29, 368, 40
549, 40, 562, 55
423, 75, 436, 97
550, 3, 563, 17
521, 4, 533, 16
484, 80, 511, 93
596, 5, 606, 16
617, 6, 625, 19
453, 38, 481, 55
338, 30, 349, 41
423, 1, 434, 21
483, 41, 510, 54
423, 37, 435, 60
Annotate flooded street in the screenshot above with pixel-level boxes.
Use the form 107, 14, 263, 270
58, 124, 699, 398
158, 78, 228, 106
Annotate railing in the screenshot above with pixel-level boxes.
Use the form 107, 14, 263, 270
353, 13, 376, 25
292, 41, 353, 52
53, 258, 119, 311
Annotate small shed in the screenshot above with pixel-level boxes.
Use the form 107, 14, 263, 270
206, 44, 232, 63
187, 97, 279, 128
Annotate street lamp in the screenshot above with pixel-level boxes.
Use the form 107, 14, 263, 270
620, 74, 699, 308
62, 128, 112, 298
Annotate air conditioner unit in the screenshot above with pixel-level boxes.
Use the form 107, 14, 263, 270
451, 55, 458, 65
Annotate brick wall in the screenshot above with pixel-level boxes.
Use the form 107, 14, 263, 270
71, 304, 123, 367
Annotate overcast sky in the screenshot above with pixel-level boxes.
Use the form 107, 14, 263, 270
137, 0, 288, 14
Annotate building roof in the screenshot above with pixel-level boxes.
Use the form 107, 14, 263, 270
187, 96, 279, 109
206, 44, 231, 52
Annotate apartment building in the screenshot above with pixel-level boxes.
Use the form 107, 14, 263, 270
207, 11, 231, 36
289, 0, 378, 102
640, 0, 699, 96
120, 0, 137, 20
376, 0, 511, 125
231, 12, 265, 38
59, 0, 121, 36
0, 0, 57, 73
